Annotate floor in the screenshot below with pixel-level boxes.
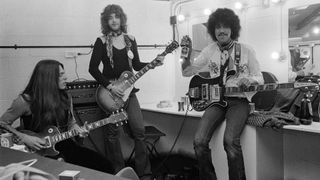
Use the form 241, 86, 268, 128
126, 153, 199, 180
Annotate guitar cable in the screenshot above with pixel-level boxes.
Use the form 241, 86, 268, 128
152, 103, 191, 175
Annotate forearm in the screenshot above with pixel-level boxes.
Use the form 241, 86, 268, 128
181, 59, 191, 71
89, 38, 111, 87
0, 122, 27, 139
181, 47, 201, 69
89, 68, 111, 88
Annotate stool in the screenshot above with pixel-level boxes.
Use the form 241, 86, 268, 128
127, 125, 166, 162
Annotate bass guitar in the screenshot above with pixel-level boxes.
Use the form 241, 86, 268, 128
9, 110, 128, 156
188, 75, 319, 111
96, 41, 179, 112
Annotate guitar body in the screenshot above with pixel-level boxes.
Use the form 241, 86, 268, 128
96, 41, 179, 113
96, 71, 134, 112
10, 111, 128, 157
188, 75, 227, 112
20, 126, 61, 157
188, 74, 319, 112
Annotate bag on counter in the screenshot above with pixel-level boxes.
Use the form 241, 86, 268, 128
289, 76, 320, 122
247, 110, 300, 129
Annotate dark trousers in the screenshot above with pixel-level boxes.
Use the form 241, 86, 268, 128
55, 139, 114, 174
194, 97, 249, 180
103, 93, 151, 178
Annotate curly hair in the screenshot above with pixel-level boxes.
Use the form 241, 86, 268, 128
100, 4, 127, 35
207, 8, 241, 41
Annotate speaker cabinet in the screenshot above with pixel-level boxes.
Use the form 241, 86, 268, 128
73, 106, 107, 157
66, 80, 99, 106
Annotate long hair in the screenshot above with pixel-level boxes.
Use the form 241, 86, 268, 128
23, 59, 69, 130
207, 8, 241, 41
100, 4, 127, 35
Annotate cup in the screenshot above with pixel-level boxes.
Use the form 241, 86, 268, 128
178, 101, 185, 111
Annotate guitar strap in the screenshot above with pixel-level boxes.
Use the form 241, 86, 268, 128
234, 42, 241, 73
218, 42, 241, 100
219, 57, 229, 86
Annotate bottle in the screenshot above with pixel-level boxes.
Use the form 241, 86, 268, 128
299, 91, 313, 125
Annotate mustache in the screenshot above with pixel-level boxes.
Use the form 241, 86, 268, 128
218, 33, 228, 36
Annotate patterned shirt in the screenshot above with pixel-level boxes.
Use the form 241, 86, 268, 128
182, 42, 264, 98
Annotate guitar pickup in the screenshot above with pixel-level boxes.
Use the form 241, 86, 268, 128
210, 84, 221, 101
44, 136, 52, 148
189, 87, 199, 98
202, 84, 209, 100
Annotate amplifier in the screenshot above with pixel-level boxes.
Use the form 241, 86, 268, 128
73, 106, 107, 157
66, 80, 100, 106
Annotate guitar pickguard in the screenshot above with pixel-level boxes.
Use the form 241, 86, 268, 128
188, 75, 227, 111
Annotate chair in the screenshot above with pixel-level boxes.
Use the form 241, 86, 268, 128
127, 125, 166, 163
251, 71, 278, 111
115, 167, 139, 180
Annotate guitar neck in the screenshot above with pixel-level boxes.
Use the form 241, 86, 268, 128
225, 83, 295, 94
129, 51, 168, 84
51, 116, 113, 143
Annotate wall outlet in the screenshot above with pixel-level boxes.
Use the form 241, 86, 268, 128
65, 51, 78, 58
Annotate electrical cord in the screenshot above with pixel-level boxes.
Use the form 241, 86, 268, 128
152, 103, 191, 174
77, 49, 93, 56
73, 56, 80, 81
71, 49, 93, 82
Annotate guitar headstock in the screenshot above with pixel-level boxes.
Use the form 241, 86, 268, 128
294, 81, 319, 91
110, 109, 128, 126
164, 40, 179, 54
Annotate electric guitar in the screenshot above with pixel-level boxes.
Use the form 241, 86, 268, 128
188, 75, 319, 111
96, 41, 179, 112
8, 110, 128, 156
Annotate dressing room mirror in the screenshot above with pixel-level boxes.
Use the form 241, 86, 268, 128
288, 3, 320, 76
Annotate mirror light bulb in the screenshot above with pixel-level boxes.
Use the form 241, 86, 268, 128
234, 2, 243, 10
313, 27, 320, 34
271, 0, 281, 3
271, 51, 280, 60
177, 14, 185, 22
203, 9, 212, 16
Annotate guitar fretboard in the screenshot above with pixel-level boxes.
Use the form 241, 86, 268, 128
50, 113, 125, 143
127, 51, 168, 85
225, 83, 295, 94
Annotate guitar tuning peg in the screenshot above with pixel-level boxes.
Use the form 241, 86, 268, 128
120, 122, 123, 125
116, 123, 119, 127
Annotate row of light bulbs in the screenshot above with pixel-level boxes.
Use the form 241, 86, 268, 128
176, 0, 284, 22
176, 0, 288, 61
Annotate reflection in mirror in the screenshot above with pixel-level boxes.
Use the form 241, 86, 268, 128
289, 3, 320, 78
192, 23, 213, 78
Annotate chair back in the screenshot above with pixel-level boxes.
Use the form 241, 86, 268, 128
251, 71, 278, 111
115, 167, 139, 180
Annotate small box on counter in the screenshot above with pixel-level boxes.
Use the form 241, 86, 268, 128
59, 170, 80, 180
0, 133, 14, 148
